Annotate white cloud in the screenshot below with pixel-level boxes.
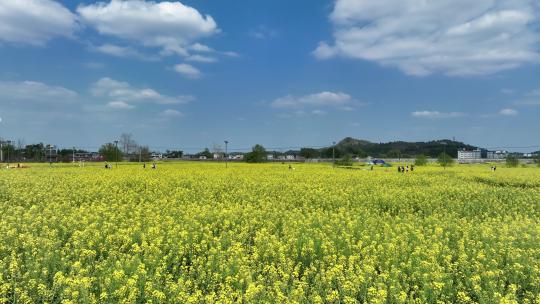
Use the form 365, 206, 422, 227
189, 43, 214, 53
271, 91, 359, 110
173, 63, 203, 79
161, 109, 183, 118
92, 43, 158, 61
107, 100, 134, 110
411, 111, 466, 119
187, 43, 239, 58
316, 0, 540, 76
499, 108, 519, 116
92, 77, 194, 105
249, 25, 278, 39
223, 51, 240, 58
0, 0, 78, 46
186, 54, 218, 63
77, 0, 218, 56
0, 81, 78, 103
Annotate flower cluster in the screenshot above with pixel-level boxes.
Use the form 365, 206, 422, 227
0, 163, 539, 303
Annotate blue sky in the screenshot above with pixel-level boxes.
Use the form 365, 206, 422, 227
0, 0, 539, 152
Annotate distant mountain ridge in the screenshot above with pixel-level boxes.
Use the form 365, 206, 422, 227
329, 137, 478, 158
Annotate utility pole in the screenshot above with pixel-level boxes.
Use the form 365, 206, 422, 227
224, 140, 229, 168
7, 140, 11, 168
139, 147, 142, 163
49, 144, 52, 166
332, 141, 336, 167
442, 141, 448, 170
72, 146, 76, 163
114, 140, 119, 168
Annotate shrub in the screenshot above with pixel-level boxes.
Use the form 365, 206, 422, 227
437, 153, 454, 168
506, 155, 519, 168
414, 154, 428, 166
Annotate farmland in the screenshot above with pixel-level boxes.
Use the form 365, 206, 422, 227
0, 163, 539, 303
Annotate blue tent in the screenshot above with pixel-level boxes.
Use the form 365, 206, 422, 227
372, 159, 386, 165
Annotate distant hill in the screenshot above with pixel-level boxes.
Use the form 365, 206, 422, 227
319, 137, 478, 158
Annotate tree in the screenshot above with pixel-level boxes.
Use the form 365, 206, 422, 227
387, 149, 401, 158
138, 146, 151, 162
119, 133, 138, 155
99, 143, 122, 162
197, 148, 213, 159
437, 152, 454, 168
245, 144, 267, 163
415, 154, 428, 166
533, 154, 540, 167
299, 148, 319, 159
506, 155, 519, 168
335, 154, 353, 166
165, 150, 183, 159
0, 142, 15, 162
23, 144, 45, 161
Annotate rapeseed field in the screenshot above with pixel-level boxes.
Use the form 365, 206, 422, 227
0, 163, 539, 303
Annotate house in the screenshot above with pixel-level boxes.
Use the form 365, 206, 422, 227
151, 153, 163, 160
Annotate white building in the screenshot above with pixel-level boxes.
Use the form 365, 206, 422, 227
487, 150, 507, 159
458, 149, 481, 160
267, 154, 274, 160
151, 153, 163, 160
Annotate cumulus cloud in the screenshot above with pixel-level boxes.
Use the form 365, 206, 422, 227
270, 91, 360, 110
0, 0, 78, 46
77, 0, 218, 57
315, 0, 540, 76
173, 64, 203, 79
411, 111, 466, 119
0, 81, 78, 103
499, 108, 519, 116
92, 77, 194, 105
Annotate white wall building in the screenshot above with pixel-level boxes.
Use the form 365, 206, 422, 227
458, 149, 481, 160
487, 150, 507, 159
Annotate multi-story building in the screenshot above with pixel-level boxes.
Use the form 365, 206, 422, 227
487, 150, 508, 159
458, 149, 481, 161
